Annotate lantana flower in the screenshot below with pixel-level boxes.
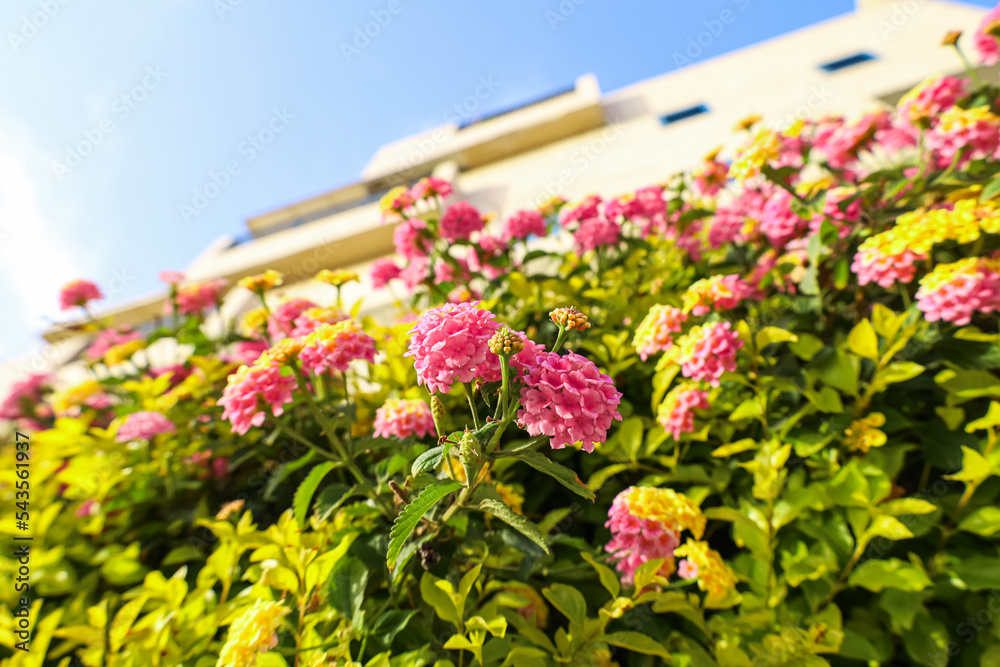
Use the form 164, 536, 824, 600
373, 398, 436, 439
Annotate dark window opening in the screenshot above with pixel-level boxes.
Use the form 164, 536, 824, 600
820, 52, 875, 72
659, 104, 709, 125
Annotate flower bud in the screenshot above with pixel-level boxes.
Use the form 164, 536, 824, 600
941, 30, 962, 46
488, 326, 524, 355
549, 307, 591, 332
459, 429, 480, 484
238, 270, 283, 294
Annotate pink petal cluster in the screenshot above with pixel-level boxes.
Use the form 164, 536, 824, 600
434, 258, 470, 285
684, 274, 755, 316
159, 270, 185, 285
814, 111, 887, 169
298, 321, 377, 376
604, 492, 681, 585
633, 305, 688, 361
692, 159, 729, 197
406, 302, 503, 393
559, 195, 602, 227
916, 258, 1000, 326
218, 353, 297, 435
672, 322, 743, 386
710, 188, 765, 249
229, 340, 269, 365
657, 386, 710, 440
897, 76, 967, 128
370, 258, 402, 288
851, 246, 924, 288
288, 308, 347, 339
760, 189, 807, 249
267, 298, 318, 339
409, 176, 453, 201
974, 4, 1000, 65
116, 411, 176, 442
573, 216, 621, 254
400, 257, 431, 290
373, 398, 436, 439
393, 218, 432, 260
59, 279, 103, 311
176, 279, 228, 315
516, 351, 622, 452
439, 201, 485, 241
926, 106, 1000, 168
0, 374, 50, 421
605, 186, 667, 233
502, 209, 547, 240
85, 326, 142, 362
810, 187, 860, 237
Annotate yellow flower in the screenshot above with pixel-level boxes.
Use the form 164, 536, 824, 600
51, 380, 103, 415
735, 114, 763, 131
674, 539, 737, 601
240, 307, 270, 337
619, 486, 705, 538
495, 482, 524, 515
269, 337, 304, 364
315, 269, 359, 287
216, 499, 245, 520
844, 412, 888, 452
953, 197, 1000, 234
730, 127, 780, 182
103, 339, 146, 366
217, 599, 289, 667
918, 257, 1000, 293
861, 206, 981, 258
238, 270, 283, 294
380, 185, 410, 214
937, 105, 1000, 134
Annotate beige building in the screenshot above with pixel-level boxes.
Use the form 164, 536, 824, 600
4, 0, 995, 389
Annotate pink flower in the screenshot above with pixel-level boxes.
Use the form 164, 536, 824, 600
760, 189, 807, 249
671, 322, 743, 386
116, 411, 176, 442
973, 4, 1000, 65
897, 76, 967, 128
440, 201, 485, 241
229, 340, 269, 365
633, 305, 687, 361
851, 246, 924, 289
916, 257, 1000, 325
692, 159, 729, 197
678, 559, 699, 579
559, 196, 602, 227
298, 320, 377, 376
604, 490, 680, 585
409, 176, 453, 201
683, 274, 755, 316
393, 218, 432, 260
212, 457, 229, 479
75, 499, 99, 518
150, 364, 192, 387
59, 279, 102, 311
502, 209, 547, 241
85, 326, 142, 362
926, 106, 1000, 168
370, 258, 402, 288
400, 257, 431, 291
573, 216, 621, 254
0, 374, 50, 421
434, 259, 470, 285
657, 386, 710, 440
373, 398, 436, 439
159, 270, 186, 285
289, 308, 347, 339
814, 111, 888, 169
176, 279, 228, 315
710, 187, 766, 249
516, 351, 622, 452
406, 302, 502, 393
218, 353, 297, 435
267, 298, 318, 339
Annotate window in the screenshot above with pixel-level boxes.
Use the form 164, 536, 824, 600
819, 52, 875, 73
659, 104, 709, 126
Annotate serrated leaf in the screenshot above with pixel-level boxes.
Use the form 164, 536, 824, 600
480, 499, 550, 554
513, 450, 595, 501
293, 462, 340, 527
387, 481, 461, 570
411, 445, 445, 475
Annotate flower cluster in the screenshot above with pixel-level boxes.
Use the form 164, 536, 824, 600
657, 385, 710, 440
59, 279, 102, 311
633, 305, 687, 361
116, 411, 176, 442
217, 600, 289, 667
682, 274, 754, 315
915, 256, 1000, 325
298, 320, 377, 376
238, 270, 283, 294
176, 279, 228, 315
670, 322, 743, 386
373, 398, 436, 439
674, 539, 738, 601
219, 351, 297, 435
439, 201, 485, 241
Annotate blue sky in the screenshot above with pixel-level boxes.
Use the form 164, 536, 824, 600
0, 0, 993, 362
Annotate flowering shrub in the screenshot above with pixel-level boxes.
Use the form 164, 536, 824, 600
6, 25, 1000, 667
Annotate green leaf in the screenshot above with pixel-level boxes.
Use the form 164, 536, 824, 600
876, 361, 924, 388
756, 326, 797, 350
314, 483, 354, 521
871, 303, 905, 341
420, 572, 460, 626
616, 417, 643, 461
729, 398, 763, 422
513, 450, 595, 501
542, 583, 587, 627
967, 401, 1000, 433
848, 319, 879, 360
411, 445, 445, 475
937, 369, 1000, 398
943, 446, 994, 484
981, 174, 1000, 201
327, 557, 368, 627
387, 481, 462, 570
479, 499, 550, 555
293, 462, 340, 527
466, 615, 507, 637
815, 350, 859, 396
604, 632, 673, 660
950, 555, 1000, 590
863, 515, 914, 542
372, 609, 416, 646
848, 558, 931, 592
581, 552, 620, 599
265, 450, 317, 500
790, 333, 824, 361
587, 463, 629, 491
881, 498, 937, 516
958, 506, 1000, 536
711, 439, 758, 458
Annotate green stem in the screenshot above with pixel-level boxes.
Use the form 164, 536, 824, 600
277, 421, 338, 462
551, 327, 569, 353
464, 383, 481, 430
